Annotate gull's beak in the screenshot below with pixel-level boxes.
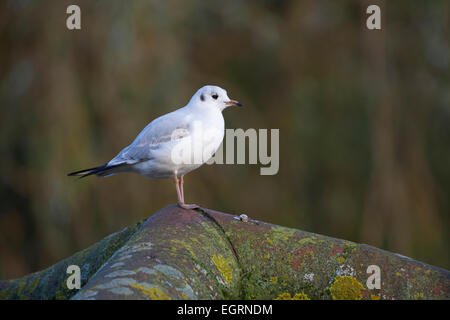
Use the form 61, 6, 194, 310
225, 99, 243, 107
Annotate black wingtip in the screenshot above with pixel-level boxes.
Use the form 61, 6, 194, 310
67, 164, 107, 178
67, 163, 126, 179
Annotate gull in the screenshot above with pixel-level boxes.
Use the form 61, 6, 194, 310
68, 85, 243, 209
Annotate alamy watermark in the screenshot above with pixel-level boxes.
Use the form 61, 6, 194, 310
366, 5, 381, 30
66, 5, 81, 30
169, 121, 279, 175
366, 264, 381, 289
66, 264, 81, 290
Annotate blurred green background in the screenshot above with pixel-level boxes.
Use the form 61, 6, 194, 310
1, 0, 449, 279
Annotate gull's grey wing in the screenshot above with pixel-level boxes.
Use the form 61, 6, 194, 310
108, 108, 192, 166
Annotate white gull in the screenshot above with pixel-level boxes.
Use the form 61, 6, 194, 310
68, 85, 243, 209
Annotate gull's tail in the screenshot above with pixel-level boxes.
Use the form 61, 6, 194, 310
67, 163, 126, 179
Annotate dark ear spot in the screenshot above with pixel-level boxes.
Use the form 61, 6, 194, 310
200, 94, 205, 101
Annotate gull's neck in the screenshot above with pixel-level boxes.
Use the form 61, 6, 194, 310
186, 100, 223, 114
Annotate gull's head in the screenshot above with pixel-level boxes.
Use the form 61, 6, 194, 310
189, 85, 243, 112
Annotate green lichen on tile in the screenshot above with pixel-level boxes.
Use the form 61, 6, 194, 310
413, 292, 424, 300
330, 276, 364, 300
268, 226, 296, 243
212, 254, 233, 285
0, 219, 144, 300
1, 206, 449, 300
298, 237, 317, 246
130, 283, 171, 300
275, 292, 310, 300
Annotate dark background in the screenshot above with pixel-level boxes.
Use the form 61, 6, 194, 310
0, 0, 449, 279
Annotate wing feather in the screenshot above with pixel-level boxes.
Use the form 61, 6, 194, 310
108, 108, 192, 166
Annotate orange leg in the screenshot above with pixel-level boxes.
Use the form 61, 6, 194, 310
179, 176, 185, 203
173, 173, 199, 210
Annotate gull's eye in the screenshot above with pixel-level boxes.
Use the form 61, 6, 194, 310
212, 93, 218, 100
